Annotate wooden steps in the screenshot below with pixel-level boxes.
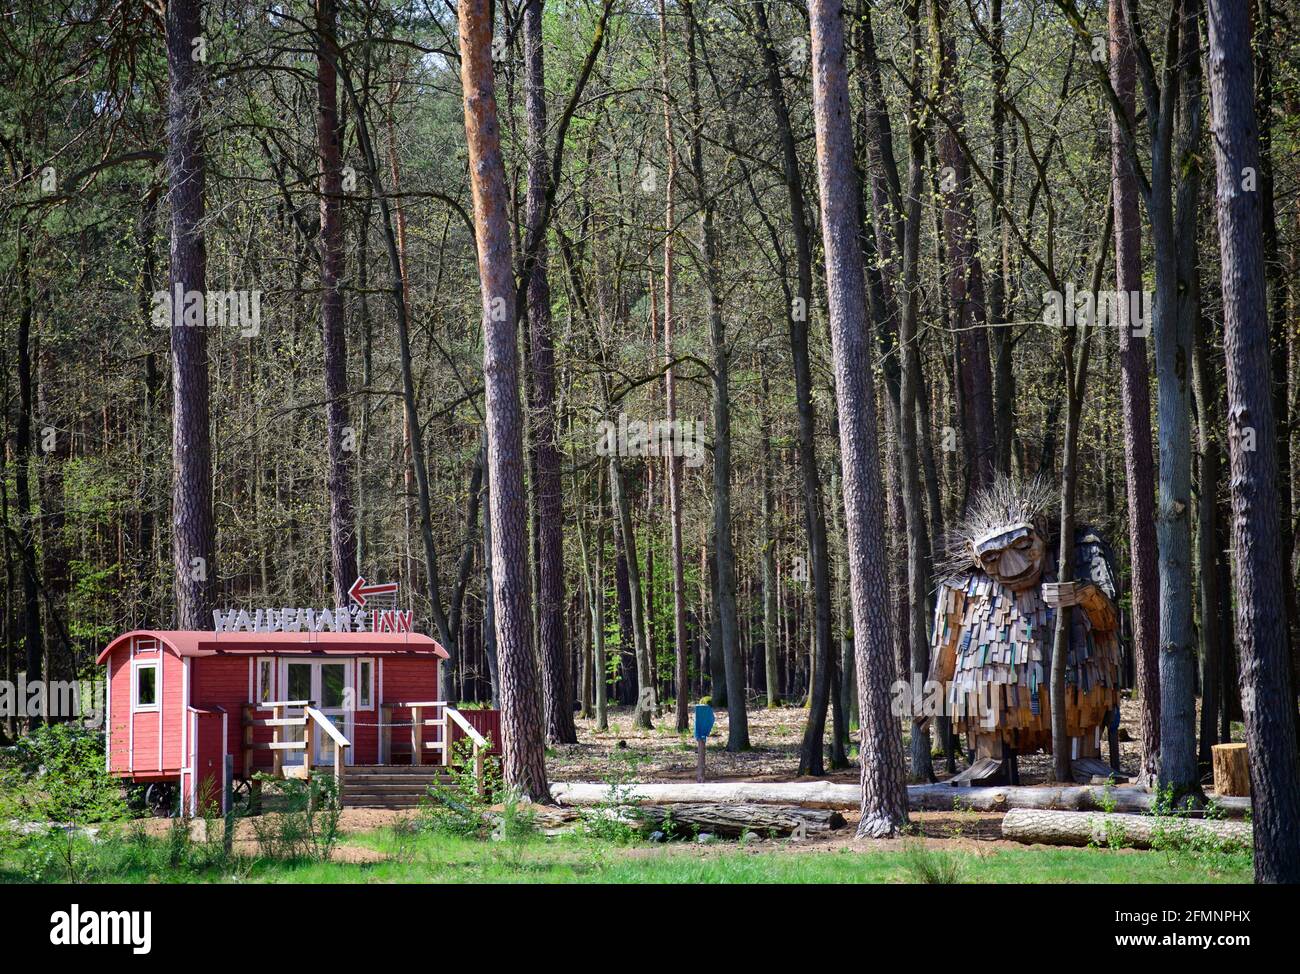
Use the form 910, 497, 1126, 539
341, 764, 454, 809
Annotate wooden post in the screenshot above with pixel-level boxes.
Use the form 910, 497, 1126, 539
1212, 742, 1251, 796
304, 713, 314, 777
381, 704, 391, 764
334, 742, 345, 801
303, 714, 315, 813
242, 705, 254, 780
411, 705, 421, 766
272, 703, 284, 777
223, 754, 235, 855
441, 705, 451, 768
696, 738, 706, 783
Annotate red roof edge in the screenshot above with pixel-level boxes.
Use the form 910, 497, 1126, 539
97, 629, 448, 665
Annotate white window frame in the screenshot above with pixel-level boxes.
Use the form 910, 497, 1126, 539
356, 658, 375, 710
132, 660, 160, 713
255, 657, 275, 706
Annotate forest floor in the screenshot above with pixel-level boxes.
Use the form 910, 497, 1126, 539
546, 697, 1177, 785
1, 699, 1251, 883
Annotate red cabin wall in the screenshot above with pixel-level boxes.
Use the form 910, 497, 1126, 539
107, 638, 454, 782
379, 657, 441, 764
183, 710, 227, 814
106, 637, 185, 777
448, 709, 504, 757
191, 656, 275, 775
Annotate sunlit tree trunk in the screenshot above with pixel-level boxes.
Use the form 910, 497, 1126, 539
457, 0, 549, 800
809, 0, 908, 837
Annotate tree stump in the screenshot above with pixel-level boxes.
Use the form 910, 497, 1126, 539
1211, 743, 1250, 797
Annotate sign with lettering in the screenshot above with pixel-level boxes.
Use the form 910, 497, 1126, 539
213, 578, 411, 633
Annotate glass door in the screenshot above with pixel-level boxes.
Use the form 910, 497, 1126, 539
316, 662, 348, 767
282, 662, 313, 771
279, 661, 352, 767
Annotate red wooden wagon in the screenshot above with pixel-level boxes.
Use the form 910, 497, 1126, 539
98, 629, 502, 815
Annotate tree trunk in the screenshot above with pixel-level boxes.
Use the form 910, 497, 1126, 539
1151, 0, 1202, 801
683, 0, 747, 751
1192, 311, 1223, 765
457, 0, 550, 801
808, 0, 908, 837
752, 0, 832, 769
522, 0, 576, 745
759, 363, 781, 708
1253, 0, 1299, 661
988, 0, 1015, 476
593, 515, 608, 731
1049, 204, 1111, 783
1109, 0, 1160, 786
1205, 0, 1300, 882
315, 0, 356, 608
932, 0, 996, 495
611, 458, 653, 728
653, 0, 690, 735
166, 0, 215, 630
481, 443, 500, 707
12, 210, 41, 682
893, 1, 934, 783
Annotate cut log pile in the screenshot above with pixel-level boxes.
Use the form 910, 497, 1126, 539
1001, 808, 1253, 850
520, 802, 843, 838
633, 803, 845, 838
549, 781, 1251, 818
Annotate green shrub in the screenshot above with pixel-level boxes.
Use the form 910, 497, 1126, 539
248, 774, 341, 861
900, 843, 963, 884
419, 737, 502, 839
0, 723, 127, 824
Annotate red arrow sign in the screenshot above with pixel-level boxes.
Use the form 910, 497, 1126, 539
348, 576, 399, 607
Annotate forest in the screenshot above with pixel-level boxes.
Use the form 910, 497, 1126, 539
1, 0, 1298, 888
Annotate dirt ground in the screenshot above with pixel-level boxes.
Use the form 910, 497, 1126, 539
546, 696, 1164, 786
123, 696, 1228, 855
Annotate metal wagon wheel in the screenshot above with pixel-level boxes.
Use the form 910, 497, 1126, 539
144, 781, 177, 818
229, 777, 257, 814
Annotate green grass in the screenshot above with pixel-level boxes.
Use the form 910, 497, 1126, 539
0, 825, 1252, 884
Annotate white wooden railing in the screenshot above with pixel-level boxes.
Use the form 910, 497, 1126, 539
242, 700, 351, 800
380, 700, 487, 795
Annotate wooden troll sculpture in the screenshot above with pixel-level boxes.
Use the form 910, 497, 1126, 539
927, 477, 1123, 785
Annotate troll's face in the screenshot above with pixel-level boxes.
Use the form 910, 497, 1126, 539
971, 521, 1046, 591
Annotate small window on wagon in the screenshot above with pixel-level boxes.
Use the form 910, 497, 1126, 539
256, 658, 274, 705
133, 661, 159, 711
357, 659, 374, 710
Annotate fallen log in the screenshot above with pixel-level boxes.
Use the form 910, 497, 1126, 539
1001, 808, 1253, 850
552, 780, 858, 808
549, 781, 1251, 818
632, 803, 845, 838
